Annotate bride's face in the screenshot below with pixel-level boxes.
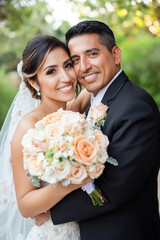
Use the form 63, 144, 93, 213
37, 47, 77, 104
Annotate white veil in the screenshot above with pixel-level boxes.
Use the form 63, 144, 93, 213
0, 61, 40, 240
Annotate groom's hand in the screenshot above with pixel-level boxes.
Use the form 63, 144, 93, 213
33, 211, 50, 226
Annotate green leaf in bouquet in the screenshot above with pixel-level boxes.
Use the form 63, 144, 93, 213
106, 157, 118, 166
45, 145, 56, 164
26, 172, 31, 178
26, 173, 41, 188
31, 176, 41, 188
59, 157, 63, 162
70, 159, 76, 164
62, 179, 70, 186
95, 117, 106, 128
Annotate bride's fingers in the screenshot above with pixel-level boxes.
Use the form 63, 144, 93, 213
81, 176, 92, 186
33, 211, 50, 226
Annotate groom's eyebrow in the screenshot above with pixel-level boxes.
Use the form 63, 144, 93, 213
70, 54, 78, 60
86, 47, 99, 52
70, 48, 99, 59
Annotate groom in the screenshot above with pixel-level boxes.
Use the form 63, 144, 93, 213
50, 21, 160, 240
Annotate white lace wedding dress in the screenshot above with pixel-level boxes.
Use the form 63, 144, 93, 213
26, 218, 80, 240
26, 181, 80, 240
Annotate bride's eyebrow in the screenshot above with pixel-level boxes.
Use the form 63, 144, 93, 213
43, 65, 57, 71
43, 58, 71, 71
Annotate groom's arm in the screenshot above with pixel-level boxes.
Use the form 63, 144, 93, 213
51, 99, 160, 224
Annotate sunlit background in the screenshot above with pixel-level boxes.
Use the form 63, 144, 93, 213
0, 0, 160, 129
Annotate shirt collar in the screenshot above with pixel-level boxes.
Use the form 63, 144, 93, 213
91, 69, 122, 107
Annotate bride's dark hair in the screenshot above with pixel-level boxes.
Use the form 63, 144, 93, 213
22, 35, 77, 99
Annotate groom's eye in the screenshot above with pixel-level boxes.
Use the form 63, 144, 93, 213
89, 51, 98, 57
72, 58, 79, 65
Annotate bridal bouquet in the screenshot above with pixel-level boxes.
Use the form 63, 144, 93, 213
22, 103, 118, 206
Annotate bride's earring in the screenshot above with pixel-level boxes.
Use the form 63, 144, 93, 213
36, 88, 41, 96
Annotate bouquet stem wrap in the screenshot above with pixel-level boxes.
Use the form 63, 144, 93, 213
82, 181, 107, 206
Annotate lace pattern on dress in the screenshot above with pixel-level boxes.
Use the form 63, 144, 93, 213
26, 218, 80, 240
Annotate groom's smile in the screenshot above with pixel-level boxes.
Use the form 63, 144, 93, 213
81, 71, 99, 83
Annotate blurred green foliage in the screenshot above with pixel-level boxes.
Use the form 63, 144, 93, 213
0, 0, 160, 129
0, 67, 17, 127
120, 31, 160, 107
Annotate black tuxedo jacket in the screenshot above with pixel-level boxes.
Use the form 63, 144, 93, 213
50, 71, 160, 240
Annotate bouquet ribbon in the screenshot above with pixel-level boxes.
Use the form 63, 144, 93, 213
82, 181, 95, 194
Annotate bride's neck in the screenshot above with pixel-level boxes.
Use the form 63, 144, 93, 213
38, 99, 66, 116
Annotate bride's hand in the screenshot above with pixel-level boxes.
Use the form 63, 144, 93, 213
33, 211, 50, 226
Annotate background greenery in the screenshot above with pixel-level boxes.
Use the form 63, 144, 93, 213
0, 0, 160, 129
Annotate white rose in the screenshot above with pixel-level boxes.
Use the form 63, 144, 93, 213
55, 160, 71, 181
25, 153, 45, 176
21, 129, 35, 148
94, 129, 109, 149
98, 149, 109, 164
42, 166, 57, 184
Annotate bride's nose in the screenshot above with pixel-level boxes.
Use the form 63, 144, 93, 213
60, 70, 72, 83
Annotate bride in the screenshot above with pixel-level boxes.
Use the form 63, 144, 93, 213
0, 35, 91, 240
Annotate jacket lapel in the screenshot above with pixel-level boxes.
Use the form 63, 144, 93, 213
85, 71, 128, 117
102, 71, 128, 106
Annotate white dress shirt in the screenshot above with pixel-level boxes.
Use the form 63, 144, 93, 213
90, 69, 122, 107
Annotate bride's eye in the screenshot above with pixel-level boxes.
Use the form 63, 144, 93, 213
46, 69, 55, 75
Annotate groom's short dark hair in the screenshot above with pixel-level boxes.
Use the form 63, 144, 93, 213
65, 20, 116, 53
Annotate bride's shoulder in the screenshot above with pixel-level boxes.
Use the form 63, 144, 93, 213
12, 112, 38, 143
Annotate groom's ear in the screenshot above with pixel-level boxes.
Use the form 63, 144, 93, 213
112, 46, 121, 65
28, 79, 38, 90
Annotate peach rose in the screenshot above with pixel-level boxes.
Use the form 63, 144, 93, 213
69, 164, 87, 184
73, 136, 97, 165
46, 123, 64, 139
90, 103, 109, 122
74, 125, 84, 135
43, 112, 62, 125
65, 124, 73, 134
87, 162, 105, 179
56, 137, 67, 152
94, 129, 109, 149
74, 120, 87, 134
26, 155, 44, 176
36, 139, 50, 151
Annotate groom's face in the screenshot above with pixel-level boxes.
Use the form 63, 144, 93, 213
68, 33, 121, 95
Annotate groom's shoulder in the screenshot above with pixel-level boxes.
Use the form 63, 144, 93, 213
120, 79, 159, 114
